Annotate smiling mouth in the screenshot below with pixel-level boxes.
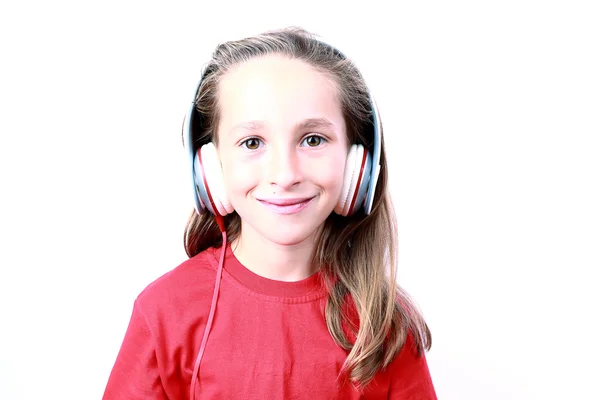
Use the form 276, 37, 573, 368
258, 197, 314, 215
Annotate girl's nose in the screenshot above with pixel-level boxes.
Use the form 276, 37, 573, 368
265, 145, 302, 189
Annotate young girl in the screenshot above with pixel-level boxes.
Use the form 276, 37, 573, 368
103, 27, 436, 399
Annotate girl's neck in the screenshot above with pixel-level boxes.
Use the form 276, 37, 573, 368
230, 224, 319, 282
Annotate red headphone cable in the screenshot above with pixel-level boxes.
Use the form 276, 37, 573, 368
189, 214, 226, 400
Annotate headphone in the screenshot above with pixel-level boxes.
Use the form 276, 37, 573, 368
182, 47, 382, 220
182, 40, 382, 399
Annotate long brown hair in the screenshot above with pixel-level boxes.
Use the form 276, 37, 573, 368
183, 27, 431, 388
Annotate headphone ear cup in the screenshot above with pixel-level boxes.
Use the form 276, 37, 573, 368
192, 150, 209, 214
347, 150, 372, 216
196, 143, 233, 216
335, 144, 373, 216
335, 144, 362, 216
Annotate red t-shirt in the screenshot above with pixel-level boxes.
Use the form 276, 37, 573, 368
103, 244, 437, 399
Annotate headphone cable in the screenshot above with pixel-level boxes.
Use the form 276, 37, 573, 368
190, 215, 226, 400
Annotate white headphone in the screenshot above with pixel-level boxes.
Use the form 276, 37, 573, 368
182, 67, 381, 218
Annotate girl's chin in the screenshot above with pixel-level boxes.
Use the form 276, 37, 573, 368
238, 223, 319, 248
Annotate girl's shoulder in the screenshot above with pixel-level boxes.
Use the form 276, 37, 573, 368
134, 246, 221, 315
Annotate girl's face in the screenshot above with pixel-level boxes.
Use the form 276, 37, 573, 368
216, 54, 348, 247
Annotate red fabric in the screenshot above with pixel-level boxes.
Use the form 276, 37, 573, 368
103, 245, 437, 399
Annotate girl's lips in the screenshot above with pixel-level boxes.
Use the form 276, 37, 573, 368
258, 197, 314, 215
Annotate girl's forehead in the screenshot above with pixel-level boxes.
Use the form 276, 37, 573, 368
216, 55, 345, 135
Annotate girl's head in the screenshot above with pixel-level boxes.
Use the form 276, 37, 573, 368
184, 27, 430, 388
186, 27, 386, 255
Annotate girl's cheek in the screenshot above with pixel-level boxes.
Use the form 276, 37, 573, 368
227, 162, 261, 191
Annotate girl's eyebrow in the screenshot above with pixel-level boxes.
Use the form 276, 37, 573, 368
229, 117, 337, 136
229, 120, 265, 135
295, 117, 336, 132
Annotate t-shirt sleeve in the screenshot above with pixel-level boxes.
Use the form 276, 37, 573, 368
388, 333, 438, 399
102, 299, 168, 400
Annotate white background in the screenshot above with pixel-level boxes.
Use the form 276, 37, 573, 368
1, 0, 598, 399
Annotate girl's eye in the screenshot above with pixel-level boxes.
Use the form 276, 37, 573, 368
241, 137, 262, 150
302, 135, 325, 147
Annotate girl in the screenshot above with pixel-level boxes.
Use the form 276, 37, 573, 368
103, 27, 436, 399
